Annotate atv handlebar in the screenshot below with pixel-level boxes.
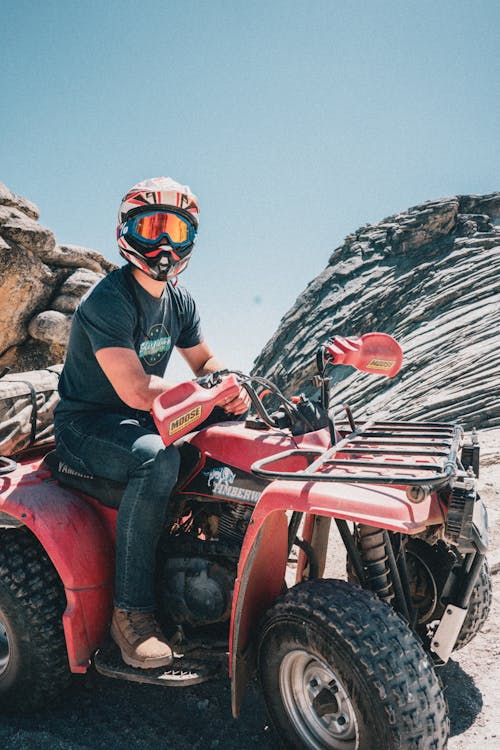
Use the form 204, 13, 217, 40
152, 332, 404, 445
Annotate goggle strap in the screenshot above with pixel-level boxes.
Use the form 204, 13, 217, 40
124, 204, 198, 227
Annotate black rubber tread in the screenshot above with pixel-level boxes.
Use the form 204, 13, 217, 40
457, 556, 492, 648
406, 538, 492, 650
258, 578, 448, 750
0, 528, 72, 712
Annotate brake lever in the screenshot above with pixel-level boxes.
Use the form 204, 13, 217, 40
194, 370, 230, 389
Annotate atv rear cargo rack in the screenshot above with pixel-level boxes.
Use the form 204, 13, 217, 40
251, 419, 463, 489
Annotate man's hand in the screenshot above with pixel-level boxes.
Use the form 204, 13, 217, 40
220, 385, 251, 416
179, 342, 250, 415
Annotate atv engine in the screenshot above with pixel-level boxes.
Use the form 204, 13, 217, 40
156, 499, 253, 628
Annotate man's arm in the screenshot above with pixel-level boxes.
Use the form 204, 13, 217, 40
96, 343, 250, 415
177, 340, 224, 378
95, 348, 175, 411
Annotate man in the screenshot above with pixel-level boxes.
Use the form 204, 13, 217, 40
54, 176, 248, 669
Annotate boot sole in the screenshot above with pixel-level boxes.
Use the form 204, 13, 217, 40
110, 622, 173, 670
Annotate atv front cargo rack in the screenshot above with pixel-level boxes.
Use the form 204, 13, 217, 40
251, 420, 463, 489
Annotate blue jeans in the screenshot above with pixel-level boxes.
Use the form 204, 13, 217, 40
54, 411, 180, 612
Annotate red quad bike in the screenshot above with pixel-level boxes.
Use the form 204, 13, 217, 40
0, 333, 491, 750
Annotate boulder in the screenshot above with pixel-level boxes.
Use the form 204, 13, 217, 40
51, 293, 81, 314
0, 242, 56, 354
0, 182, 40, 221
0, 340, 67, 373
57, 268, 103, 297
0, 181, 117, 372
0, 205, 56, 257
28, 310, 72, 345
253, 193, 500, 429
40, 243, 116, 274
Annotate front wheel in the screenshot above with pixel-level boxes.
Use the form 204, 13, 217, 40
258, 578, 448, 750
0, 529, 71, 712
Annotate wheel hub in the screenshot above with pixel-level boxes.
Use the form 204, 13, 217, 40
279, 650, 359, 750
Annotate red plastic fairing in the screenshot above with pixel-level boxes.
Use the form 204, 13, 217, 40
229, 475, 444, 715
258, 478, 443, 534
230, 509, 288, 718
188, 422, 331, 474
153, 376, 240, 446
0, 455, 115, 672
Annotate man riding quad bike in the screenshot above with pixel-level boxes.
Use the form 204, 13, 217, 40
0, 178, 491, 749
54, 176, 251, 670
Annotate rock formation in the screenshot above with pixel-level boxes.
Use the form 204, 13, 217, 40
0, 182, 116, 372
2, 181, 499, 430
253, 193, 500, 429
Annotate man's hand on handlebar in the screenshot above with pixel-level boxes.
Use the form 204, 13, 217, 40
194, 369, 250, 416
218, 385, 250, 416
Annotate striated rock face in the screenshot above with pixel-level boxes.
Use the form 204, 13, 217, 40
0, 182, 116, 372
253, 193, 500, 429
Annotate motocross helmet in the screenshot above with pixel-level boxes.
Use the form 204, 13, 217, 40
117, 176, 199, 281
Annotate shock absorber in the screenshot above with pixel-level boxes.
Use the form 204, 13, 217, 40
357, 525, 394, 604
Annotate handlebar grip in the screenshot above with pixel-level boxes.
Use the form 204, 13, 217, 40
152, 375, 240, 446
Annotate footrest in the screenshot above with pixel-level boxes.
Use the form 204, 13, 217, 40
94, 638, 227, 687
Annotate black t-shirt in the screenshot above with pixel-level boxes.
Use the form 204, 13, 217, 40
55, 266, 203, 423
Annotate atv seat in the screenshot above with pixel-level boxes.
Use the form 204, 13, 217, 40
43, 441, 202, 509
43, 450, 125, 508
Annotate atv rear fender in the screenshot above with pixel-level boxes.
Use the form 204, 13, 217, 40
0, 457, 115, 672
229, 477, 444, 716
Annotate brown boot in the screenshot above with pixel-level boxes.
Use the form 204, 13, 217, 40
110, 608, 173, 669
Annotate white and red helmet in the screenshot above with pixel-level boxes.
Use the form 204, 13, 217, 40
117, 176, 199, 281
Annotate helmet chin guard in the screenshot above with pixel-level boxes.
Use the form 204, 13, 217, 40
149, 248, 192, 282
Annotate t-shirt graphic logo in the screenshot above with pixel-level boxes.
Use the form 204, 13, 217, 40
139, 324, 171, 365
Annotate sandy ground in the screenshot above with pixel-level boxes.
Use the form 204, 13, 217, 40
0, 430, 498, 749
444, 428, 500, 750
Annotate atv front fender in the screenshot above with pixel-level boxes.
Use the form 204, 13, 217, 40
0, 458, 115, 672
229, 477, 444, 716
229, 507, 288, 718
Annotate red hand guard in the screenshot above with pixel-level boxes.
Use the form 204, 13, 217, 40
325, 333, 403, 377
152, 375, 241, 446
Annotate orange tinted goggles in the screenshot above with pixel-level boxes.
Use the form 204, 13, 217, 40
123, 210, 196, 247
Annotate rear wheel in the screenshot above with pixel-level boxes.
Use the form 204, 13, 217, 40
258, 578, 448, 750
406, 538, 492, 650
0, 529, 71, 712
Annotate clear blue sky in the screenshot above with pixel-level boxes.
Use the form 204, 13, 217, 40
1, 0, 498, 378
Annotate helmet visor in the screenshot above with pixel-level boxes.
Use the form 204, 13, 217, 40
124, 210, 196, 247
